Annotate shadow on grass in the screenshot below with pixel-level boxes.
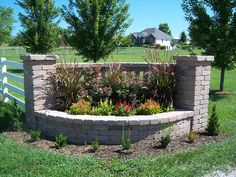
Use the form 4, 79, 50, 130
8, 69, 23, 74
209, 90, 229, 102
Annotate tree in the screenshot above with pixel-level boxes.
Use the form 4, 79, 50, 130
54, 27, 70, 47
159, 23, 172, 36
62, 0, 131, 62
179, 31, 187, 44
16, 0, 60, 54
118, 35, 133, 47
0, 6, 14, 46
182, 0, 236, 91
9, 33, 24, 46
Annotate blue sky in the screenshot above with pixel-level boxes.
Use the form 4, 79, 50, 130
0, 0, 189, 38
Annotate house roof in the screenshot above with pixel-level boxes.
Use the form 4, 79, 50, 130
132, 28, 173, 40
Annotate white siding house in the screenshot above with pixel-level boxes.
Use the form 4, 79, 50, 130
131, 28, 173, 50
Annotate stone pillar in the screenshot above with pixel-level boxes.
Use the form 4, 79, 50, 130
174, 56, 214, 131
21, 55, 58, 129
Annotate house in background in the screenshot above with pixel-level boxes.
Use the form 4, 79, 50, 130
131, 28, 174, 50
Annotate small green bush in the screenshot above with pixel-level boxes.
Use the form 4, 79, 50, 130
69, 99, 92, 115
160, 134, 171, 148
121, 126, 132, 150
55, 134, 67, 148
206, 105, 220, 136
0, 101, 25, 132
136, 99, 162, 115
30, 130, 41, 142
92, 99, 114, 116
160, 123, 172, 148
91, 139, 100, 152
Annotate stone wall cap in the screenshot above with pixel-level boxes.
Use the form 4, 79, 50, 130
20, 55, 59, 61
35, 109, 194, 126
173, 55, 214, 62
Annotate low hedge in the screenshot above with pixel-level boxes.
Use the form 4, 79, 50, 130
0, 101, 25, 132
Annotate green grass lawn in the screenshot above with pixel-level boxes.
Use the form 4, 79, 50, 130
0, 68, 235, 176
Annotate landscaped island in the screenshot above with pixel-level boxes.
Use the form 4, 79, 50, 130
21, 54, 214, 144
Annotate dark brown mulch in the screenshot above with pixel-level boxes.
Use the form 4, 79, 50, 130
3, 131, 227, 160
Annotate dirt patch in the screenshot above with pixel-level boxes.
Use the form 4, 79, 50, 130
3, 131, 227, 160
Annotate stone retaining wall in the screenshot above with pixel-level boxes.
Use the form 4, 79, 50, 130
35, 110, 194, 144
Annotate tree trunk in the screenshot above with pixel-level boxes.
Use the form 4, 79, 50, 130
220, 69, 225, 91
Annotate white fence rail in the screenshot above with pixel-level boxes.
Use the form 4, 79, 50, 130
0, 58, 25, 108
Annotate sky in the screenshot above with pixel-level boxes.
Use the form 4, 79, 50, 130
0, 0, 189, 38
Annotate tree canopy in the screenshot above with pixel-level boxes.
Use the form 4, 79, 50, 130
0, 6, 14, 46
16, 0, 60, 54
62, 0, 131, 62
182, 0, 236, 91
179, 31, 187, 44
159, 23, 172, 36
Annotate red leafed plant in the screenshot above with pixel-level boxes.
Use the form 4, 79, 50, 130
114, 100, 135, 116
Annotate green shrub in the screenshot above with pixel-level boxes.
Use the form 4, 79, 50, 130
69, 99, 92, 115
114, 100, 135, 116
121, 126, 132, 150
92, 81, 112, 105
136, 99, 162, 115
92, 99, 114, 116
30, 130, 41, 142
160, 134, 171, 149
160, 123, 172, 148
55, 133, 67, 148
206, 105, 220, 136
160, 46, 166, 50
103, 63, 145, 105
0, 101, 25, 132
91, 139, 100, 152
188, 131, 197, 143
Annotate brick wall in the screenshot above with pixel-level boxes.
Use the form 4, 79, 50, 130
21, 55, 58, 129
35, 110, 193, 145
174, 56, 214, 131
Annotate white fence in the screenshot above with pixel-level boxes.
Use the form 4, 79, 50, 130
0, 58, 25, 108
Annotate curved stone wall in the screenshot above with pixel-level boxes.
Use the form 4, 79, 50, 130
35, 110, 194, 145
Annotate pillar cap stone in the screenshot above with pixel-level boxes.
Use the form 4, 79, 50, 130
174, 55, 214, 62
20, 55, 59, 61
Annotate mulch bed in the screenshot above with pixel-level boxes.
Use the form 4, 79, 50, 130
3, 130, 227, 160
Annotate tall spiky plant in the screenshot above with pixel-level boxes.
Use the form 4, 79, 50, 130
144, 49, 176, 110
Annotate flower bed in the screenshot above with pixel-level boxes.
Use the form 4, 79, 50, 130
21, 54, 214, 145
51, 53, 176, 117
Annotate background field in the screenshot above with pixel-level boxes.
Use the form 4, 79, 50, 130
0, 46, 202, 63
